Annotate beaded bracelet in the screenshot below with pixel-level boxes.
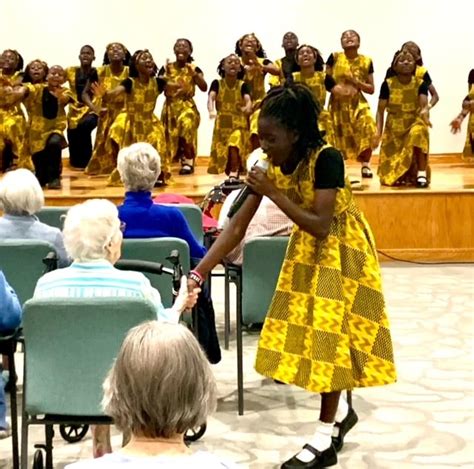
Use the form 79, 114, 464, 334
189, 270, 204, 287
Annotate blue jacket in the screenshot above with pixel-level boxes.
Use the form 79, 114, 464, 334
0, 271, 22, 331
118, 191, 206, 259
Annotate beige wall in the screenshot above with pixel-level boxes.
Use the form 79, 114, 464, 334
4, 0, 473, 155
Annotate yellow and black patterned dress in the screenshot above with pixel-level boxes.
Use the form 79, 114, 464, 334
207, 79, 250, 174
107, 76, 166, 185
241, 57, 267, 137
0, 70, 31, 170
85, 65, 129, 175
377, 76, 429, 186
65, 67, 95, 130
292, 71, 335, 146
255, 147, 397, 393
23, 83, 73, 155
328, 52, 376, 160
161, 63, 201, 162
463, 81, 473, 160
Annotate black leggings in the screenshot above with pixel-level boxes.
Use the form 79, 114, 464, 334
67, 114, 98, 168
32, 133, 63, 186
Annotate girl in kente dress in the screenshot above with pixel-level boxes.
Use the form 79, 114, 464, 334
326, 30, 377, 178
375, 50, 431, 187
187, 83, 396, 469
207, 54, 252, 180
160, 38, 207, 175
84, 42, 130, 176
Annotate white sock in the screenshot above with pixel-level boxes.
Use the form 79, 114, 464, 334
362, 162, 370, 168
333, 398, 349, 437
418, 170, 427, 178
296, 421, 334, 462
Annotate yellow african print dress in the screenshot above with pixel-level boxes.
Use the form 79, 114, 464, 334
241, 57, 267, 136
463, 83, 473, 160
65, 66, 95, 130
23, 83, 73, 155
268, 58, 283, 87
107, 77, 166, 185
255, 147, 397, 393
161, 63, 200, 162
208, 79, 250, 174
292, 71, 335, 146
377, 76, 429, 186
85, 65, 129, 175
0, 70, 31, 170
328, 52, 376, 160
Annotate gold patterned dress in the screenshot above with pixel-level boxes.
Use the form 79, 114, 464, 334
85, 65, 129, 175
328, 52, 376, 160
292, 71, 335, 146
161, 63, 201, 162
0, 70, 31, 170
377, 76, 430, 186
255, 147, 397, 393
207, 79, 250, 174
23, 83, 73, 155
241, 57, 267, 137
107, 76, 166, 185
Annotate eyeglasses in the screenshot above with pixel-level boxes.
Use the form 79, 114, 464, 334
120, 222, 126, 233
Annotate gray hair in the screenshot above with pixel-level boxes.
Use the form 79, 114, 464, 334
63, 199, 121, 261
117, 142, 161, 192
0, 169, 44, 215
102, 321, 217, 438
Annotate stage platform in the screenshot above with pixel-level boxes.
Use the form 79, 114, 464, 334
40, 155, 474, 262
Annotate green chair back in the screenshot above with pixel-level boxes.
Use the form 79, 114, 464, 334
22, 297, 157, 416
121, 237, 190, 308
242, 237, 289, 325
162, 203, 204, 245
0, 240, 57, 305
36, 207, 70, 230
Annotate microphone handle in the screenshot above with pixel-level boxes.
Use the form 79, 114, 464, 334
227, 186, 254, 219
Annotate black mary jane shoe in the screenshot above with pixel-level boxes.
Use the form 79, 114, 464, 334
416, 175, 429, 188
281, 444, 337, 469
179, 163, 194, 175
361, 166, 373, 178
331, 407, 359, 452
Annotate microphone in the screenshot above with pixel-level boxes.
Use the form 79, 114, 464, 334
227, 158, 269, 219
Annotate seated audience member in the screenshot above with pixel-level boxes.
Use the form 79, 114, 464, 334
0, 169, 68, 266
220, 149, 293, 265
0, 271, 22, 439
116, 142, 206, 259
117, 143, 221, 364
34, 199, 200, 458
66, 321, 236, 468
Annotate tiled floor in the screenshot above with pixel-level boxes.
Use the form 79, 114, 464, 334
1, 263, 473, 468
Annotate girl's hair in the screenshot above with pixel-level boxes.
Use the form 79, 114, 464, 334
2, 49, 24, 71
174, 38, 194, 63
80, 44, 95, 55
260, 83, 325, 169
295, 44, 325, 72
22, 59, 49, 83
129, 49, 157, 78
235, 33, 266, 58
390, 50, 416, 76
102, 42, 131, 66
401, 41, 423, 66
217, 54, 245, 79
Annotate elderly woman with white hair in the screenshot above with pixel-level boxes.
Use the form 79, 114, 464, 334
66, 321, 236, 468
34, 198, 200, 458
0, 168, 68, 266
117, 142, 221, 365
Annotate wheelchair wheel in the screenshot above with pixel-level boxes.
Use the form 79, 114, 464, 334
184, 423, 206, 442
59, 424, 89, 443
32, 449, 44, 469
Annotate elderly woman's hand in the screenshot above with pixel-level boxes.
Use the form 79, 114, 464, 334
173, 276, 200, 315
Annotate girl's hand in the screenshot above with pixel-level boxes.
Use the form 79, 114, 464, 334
174, 276, 200, 314
246, 166, 277, 198
51, 87, 69, 105
419, 107, 432, 127
450, 116, 463, 134
91, 82, 106, 99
